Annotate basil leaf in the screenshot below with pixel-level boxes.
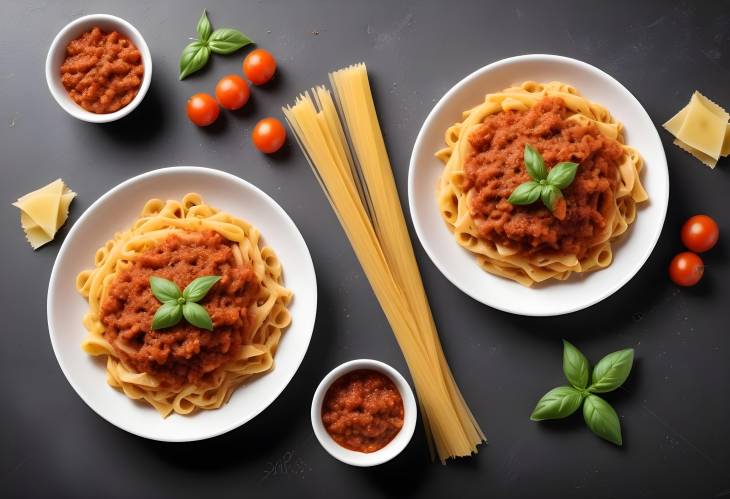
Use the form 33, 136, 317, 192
151, 302, 183, 330
540, 184, 563, 213
562, 340, 590, 389
547, 162, 579, 189
530, 386, 584, 421
183, 275, 221, 303
179, 41, 210, 80
583, 394, 622, 445
508, 181, 542, 206
150, 276, 182, 303
183, 302, 213, 330
208, 28, 253, 54
524, 144, 547, 181
589, 348, 634, 393
196, 10, 212, 41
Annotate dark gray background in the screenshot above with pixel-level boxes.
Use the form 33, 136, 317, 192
2, 1, 729, 497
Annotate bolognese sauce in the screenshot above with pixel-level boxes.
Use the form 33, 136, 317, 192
99, 231, 260, 390
60, 27, 144, 114
464, 96, 624, 258
321, 369, 404, 453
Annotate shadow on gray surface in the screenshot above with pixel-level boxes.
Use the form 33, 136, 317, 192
92, 79, 168, 143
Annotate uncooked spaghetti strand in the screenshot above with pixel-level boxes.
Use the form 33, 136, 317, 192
283, 70, 485, 462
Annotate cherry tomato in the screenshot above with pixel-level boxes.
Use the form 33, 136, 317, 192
186, 93, 219, 126
243, 49, 277, 86
669, 252, 704, 287
252, 117, 286, 154
681, 214, 719, 253
215, 75, 250, 110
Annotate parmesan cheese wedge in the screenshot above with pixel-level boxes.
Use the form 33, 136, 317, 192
663, 91, 730, 168
13, 179, 76, 249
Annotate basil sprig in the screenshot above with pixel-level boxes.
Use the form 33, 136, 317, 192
507, 144, 579, 215
530, 340, 634, 446
179, 10, 253, 80
150, 275, 220, 330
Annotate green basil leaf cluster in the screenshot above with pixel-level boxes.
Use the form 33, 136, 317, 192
530, 340, 634, 446
507, 144, 579, 213
150, 275, 221, 330
179, 10, 253, 80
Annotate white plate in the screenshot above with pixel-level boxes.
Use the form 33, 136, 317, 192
408, 54, 669, 316
47, 167, 317, 441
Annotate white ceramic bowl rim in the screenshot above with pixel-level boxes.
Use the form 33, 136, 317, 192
311, 359, 417, 467
47, 166, 317, 441
407, 53, 669, 316
45, 14, 152, 123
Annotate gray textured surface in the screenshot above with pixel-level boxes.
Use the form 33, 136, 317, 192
2, 1, 730, 497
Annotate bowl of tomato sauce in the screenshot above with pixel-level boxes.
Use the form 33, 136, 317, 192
45, 14, 152, 123
311, 359, 417, 466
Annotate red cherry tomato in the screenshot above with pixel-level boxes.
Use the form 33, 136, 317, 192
669, 252, 704, 287
681, 215, 719, 253
243, 49, 277, 86
215, 75, 250, 110
252, 117, 286, 154
186, 93, 219, 126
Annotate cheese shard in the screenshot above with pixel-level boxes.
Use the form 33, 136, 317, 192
663, 91, 730, 168
722, 123, 730, 157
13, 179, 76, 249
673, 138, 717, 169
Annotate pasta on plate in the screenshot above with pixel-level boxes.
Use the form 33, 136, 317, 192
435, 81, 648, 286
76, 193, 292, 416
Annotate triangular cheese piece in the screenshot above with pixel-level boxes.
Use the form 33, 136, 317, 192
694, 91, 729, 118
23, 224, 54, 249
12, 179, 64, 237
57, 188, 76, 231
13, 179, 76, 250
673, 138, 718, 169
20, 210, 40, 230
663, 92, 730, 167
676, 92, 728, 160
722, 123, 730, 157
663, 104, 688, 136
14, 178, 64, 207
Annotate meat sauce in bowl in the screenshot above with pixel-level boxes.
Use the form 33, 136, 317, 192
60, 26, 144, 114
321, 369, 405, 453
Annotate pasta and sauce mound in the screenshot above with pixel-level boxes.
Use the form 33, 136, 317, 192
76, 194, 292, 416
436, 82, 648, 286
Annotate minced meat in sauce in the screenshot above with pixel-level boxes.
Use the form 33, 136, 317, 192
321, 369, 404, 453
464, 96, 623, 258
99, 231, 260, 390
60, 27, 143, 114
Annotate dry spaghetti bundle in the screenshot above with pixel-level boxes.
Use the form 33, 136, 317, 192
283, 63, 484, 462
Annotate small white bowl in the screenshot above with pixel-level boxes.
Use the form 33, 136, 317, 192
45, 14, 152, 123
311, 359, 417, 467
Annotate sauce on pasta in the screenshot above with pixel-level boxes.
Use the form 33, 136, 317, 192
99, 230, 260, 390
465, 97, 623, 258
321, 369, 404, 453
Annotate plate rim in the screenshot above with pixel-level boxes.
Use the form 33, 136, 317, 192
46, 166, 318, 441
407, 53, 669, 316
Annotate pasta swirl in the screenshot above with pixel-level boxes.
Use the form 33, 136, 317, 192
436, 81, 648, 286
76, 193, 292, 416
